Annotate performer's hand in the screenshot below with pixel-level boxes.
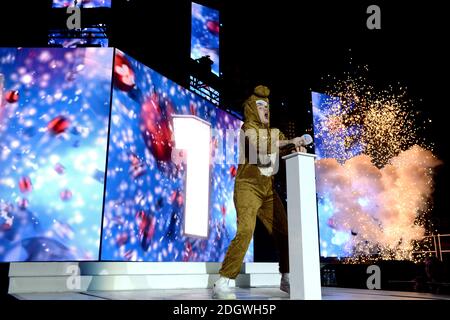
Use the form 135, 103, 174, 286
291, 137, 302, 147
292, 134, 313, 147
292, 146, 307, 153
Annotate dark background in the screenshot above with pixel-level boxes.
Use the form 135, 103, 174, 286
0, 0, 449, 282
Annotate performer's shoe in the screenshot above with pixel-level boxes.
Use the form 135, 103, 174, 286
280, 273, 290, 294
212, 276, 236, 299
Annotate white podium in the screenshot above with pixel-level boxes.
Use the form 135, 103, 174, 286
282, 152, 322, 300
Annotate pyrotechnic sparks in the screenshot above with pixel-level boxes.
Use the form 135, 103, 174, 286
316, 67, 432, 168
313, 66, 441, 263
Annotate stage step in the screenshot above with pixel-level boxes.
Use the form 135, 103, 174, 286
8, 262, 281, 294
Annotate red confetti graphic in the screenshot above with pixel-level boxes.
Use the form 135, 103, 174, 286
190, 103, 197, 116
48, 115, 70, 135
60, 189, 73, 201
230, 165, 237, 177
116, 233, 129, 246
19, 176, 32, 193
114, 52, 136, 92
17, 198, 29, 210
170, 190, 184, 207
123, 249, 137, 261
129, 154, 146, 178
206, 20, 220, 34
136, 210, 157, 250
5, 90, 19, 103
54, 163, 66, 175
176, 193, 183, 207
1, 222, 12, 231
327, 218, 337, 229
183, 240, 193, 262
141, 93, 174, 162
211, 137, 218, 149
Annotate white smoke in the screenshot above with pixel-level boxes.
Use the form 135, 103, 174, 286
316, 145, 442, 259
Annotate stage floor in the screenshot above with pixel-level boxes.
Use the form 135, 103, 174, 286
11, 287, 450, 300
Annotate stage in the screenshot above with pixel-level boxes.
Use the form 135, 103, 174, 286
10, 287, 450, 301
1, 2, 450, 312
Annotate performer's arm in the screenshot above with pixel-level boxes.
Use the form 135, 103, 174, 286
278, 133, 309, 153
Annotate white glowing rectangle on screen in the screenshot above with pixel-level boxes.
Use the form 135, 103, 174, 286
173, 115, 211, 238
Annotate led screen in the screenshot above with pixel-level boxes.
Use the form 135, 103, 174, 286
49, 28, 109, 48
191, 2, 220, 76
1, 47, 247, 263
312, 92, 361, 258
0, 48, 113, 262
100, 50, 252, 262
52, 0, 112, 8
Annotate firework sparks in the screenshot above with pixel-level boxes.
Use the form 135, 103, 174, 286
313, 66, 441, 263
316, 67, 431, 168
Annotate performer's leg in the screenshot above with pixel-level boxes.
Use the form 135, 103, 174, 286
219, 183, 263, 279
257, 190, 289, 274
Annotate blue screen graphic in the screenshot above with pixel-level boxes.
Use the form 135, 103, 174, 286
191, 2, 220, 77
101, 50, 251, 262
0, 48, 113, 262
312, 91, 364, 258
1, 47, 247, 262
52, 0, 112, 8
49, 28, 109, 48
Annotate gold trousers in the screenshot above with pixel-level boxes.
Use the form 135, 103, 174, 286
219, 179, 289, 279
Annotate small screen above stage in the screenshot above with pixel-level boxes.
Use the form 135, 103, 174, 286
191, 2, 220, 77
52, 0, 112, 8
48, 27, 109, 48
